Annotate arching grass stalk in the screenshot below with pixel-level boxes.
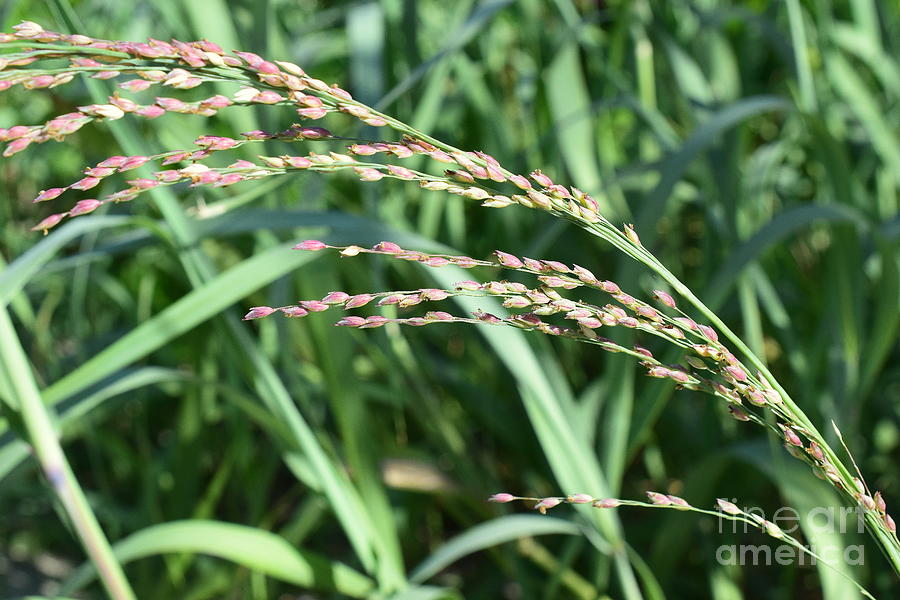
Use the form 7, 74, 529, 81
2, 20, 898, 578
250, 240, 899, 574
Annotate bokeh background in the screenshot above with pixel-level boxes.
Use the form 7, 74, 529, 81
1, 0, 899, 598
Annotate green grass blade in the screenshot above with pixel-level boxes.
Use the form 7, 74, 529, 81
826, 52, 900, 173
662, 37, 714, 106
0, 307, 136, 599
0, 367, 188, 481
545, 43, 624, 217
857, 239, 900, 400
409, 514, 580, 583
637, 96, 792, 246
39, 244, 317, 403
704, 204, 867, 308
784, 0, 817, 112
58, 520, 374, 598
0, 216, 134, 308
376, 0, 513, 110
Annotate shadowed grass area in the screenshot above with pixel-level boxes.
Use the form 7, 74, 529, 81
1, 0, 898, 598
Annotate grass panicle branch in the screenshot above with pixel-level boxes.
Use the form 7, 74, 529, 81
488, 491, 878, 599
2, 18, 898, 594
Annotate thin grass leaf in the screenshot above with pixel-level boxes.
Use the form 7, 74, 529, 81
58, 520, 374, 597
409, 514, 580, 583
638, 96, 792, 246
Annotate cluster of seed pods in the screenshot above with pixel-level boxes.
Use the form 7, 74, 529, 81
488, 491, 794, 540
242, 241, 838, 436
486, 491, 883, 596
275, 240, 900, 535
21, 134, 532, 234
3, 22, 895, 543
2, 21, 621, 242
0, 21, 373, 149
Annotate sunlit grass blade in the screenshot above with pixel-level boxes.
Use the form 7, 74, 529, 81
409, 514, 580, 583
0, 367, 189, 480
58, 520, 374, 597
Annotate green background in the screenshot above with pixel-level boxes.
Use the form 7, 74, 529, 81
1, 0, 898, 598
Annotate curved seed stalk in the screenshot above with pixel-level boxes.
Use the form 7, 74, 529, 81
2, 19, 897, 585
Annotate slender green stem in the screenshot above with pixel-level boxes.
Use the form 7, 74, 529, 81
0, 41, 130, 58
517, 496, 878, 600
5, 28, 898, 580
616, 241, 900, 571
0, 307, 135, 600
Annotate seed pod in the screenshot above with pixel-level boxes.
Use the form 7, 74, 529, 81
31, 213, 65, 233
300, 301, 329, 312
593, 498, 620, 509
373, 241, 403, 253
567, 494, 594, 504
494, 250, 523, 269
717, 499, 742, 515
243, 306, 275, 320
763, 520, 784, 539
529, 169, 553, 187
69, 199, 102, 216
281, 306, 309, 318
322, 291, 350, 305
667, 495, 690, 510
624, 224, 641, 245
508, 174, 531, 190
293, 240, 327, 251
806, 441, 825, 462
652, 290, 677, 308
488, 493, 515, 503
859, 494, 876, 511
336, 316, 367, 327
646, 491, 671, 506
534, 497, 561, 514
729, 406, 750, 422
782, 426, 804, 447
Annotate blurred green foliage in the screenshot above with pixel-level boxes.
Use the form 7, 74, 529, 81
1, 0, 898, 598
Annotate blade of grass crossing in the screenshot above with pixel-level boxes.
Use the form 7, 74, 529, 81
409, 514, 580, 584
0, 368, 190, 481
376, 0, 513, 111
637, 97, 792, 247
830, 25, 900, 99
599, 355, 635, 492
58, 520, 374, 597
348, 2, 385, 106
300, 268, 405, 590
661, 37, 714, 106
704, 204, 867, 309
736, 443, 865, 600
848, 0, 881, 47
0, 217, 135, 308
857, 239, 900, 401
826, 52, 900, 173
545, 43, 628, 219
0, 307, 136, 599
784, 0, 817, 112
